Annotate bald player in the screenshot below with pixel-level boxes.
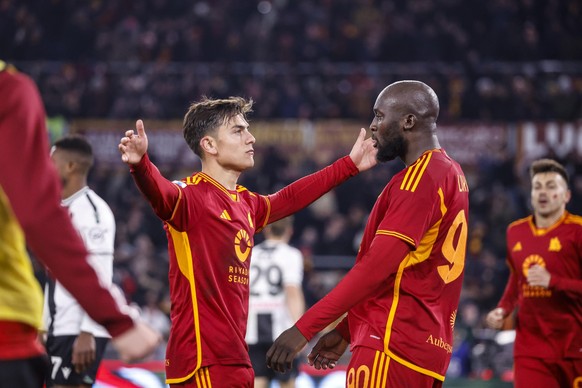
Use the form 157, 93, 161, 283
267, 80, 470, 388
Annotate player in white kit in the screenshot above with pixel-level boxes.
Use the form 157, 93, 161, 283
43, 135, 116, 388
246, 216, 305, 388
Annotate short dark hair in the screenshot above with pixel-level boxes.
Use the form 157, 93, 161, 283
530, 158, 569, 185
265, 216, 293, 238
183, 96, 253, 158
53, 135, 94, 173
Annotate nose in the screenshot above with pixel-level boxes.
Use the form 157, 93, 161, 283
247, 131, 256, 144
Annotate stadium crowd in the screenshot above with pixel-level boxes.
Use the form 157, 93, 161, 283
3, 0, 582, 121
3, 0, 581, 380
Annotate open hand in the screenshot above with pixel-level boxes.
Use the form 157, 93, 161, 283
118, 119, 149, 164
349, 128, 378, 172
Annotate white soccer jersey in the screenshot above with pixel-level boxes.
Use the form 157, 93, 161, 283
245, 240, 303, 344
43, 187, 115, 338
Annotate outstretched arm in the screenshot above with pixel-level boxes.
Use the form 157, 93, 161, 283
267, 236, 410, 372
0, 68, 160, 361
265, 129, 377, 224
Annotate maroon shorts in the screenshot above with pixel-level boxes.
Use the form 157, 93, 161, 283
346, 346, 443, 388
514, 356, 582, 388
170, 364, 254, 387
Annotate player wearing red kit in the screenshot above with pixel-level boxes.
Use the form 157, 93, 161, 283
487, 159, 582, 388
0, 63, 158, 387
118, 97, 377, 387
267, 81, 469, 388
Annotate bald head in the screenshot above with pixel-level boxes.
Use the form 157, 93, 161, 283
376, 80, 439, 129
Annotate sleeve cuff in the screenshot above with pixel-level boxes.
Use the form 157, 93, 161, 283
334, 317, 351, 342
129, 153, 150, 173
340, 155, 359, 177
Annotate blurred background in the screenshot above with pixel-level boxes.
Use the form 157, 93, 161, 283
4, 0, 581, 386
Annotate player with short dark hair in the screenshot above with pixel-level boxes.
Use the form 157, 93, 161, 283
43, 135, 116, 388
246, 216, 305, 388
486, 158, 582, 387
267, 80, 470, 388
0, 62, 159, 388
118, 96, 377, 387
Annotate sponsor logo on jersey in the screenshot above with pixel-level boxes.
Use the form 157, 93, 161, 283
234, 229, 252, 262
522, 254, 545, 276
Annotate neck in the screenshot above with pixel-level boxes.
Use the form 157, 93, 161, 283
62, 177, 87, 199
201, 162, 241, 191
403, 132, 440, 166
534, 209, 565, 228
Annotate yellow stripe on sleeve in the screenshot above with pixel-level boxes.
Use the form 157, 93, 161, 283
376, 230, 415, 247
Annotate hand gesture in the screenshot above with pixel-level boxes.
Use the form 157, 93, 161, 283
527, 265, 551, 288
307, 329, 348, 370
111, 322, 161, 362
118, 119, 149, 164
485, 307, 506, 330
349, 128, 378, 172
72, 331, 96, 373
266, 325, 308, 373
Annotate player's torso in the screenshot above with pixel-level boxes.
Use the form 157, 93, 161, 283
507, 213, 582, 357
164, 176, 261, 373
0, 187, 43, 329
46, 188, 114, 337
350, 151, 469, 376
508, 214, 582, 308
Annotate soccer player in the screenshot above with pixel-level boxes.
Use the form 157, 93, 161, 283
118, 96, 377, 387
486, 159, 582, 387
246, 217, 305, 388
43, 136, 116, 388
267, 80, 470, 388
0, 61, 159, 388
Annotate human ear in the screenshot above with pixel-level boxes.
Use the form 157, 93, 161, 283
402, 114, 416, 131
200, 136, 218, 155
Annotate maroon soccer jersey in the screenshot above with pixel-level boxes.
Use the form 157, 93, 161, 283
497, 212, 582, 359
296, 149, 469, 381
130, 154, 358, 383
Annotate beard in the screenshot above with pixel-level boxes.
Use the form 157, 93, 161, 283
376, 127, 407, 163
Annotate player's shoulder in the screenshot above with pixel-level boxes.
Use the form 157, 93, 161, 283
564, 212, 582, 228
236, 184, 259, 198
172, 172, 204, 188
507, 216, 531, 231
396, 149, 457, 192
0, 61, 39, 101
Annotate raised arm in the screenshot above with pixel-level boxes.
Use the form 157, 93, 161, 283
266, 129, 377, 223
